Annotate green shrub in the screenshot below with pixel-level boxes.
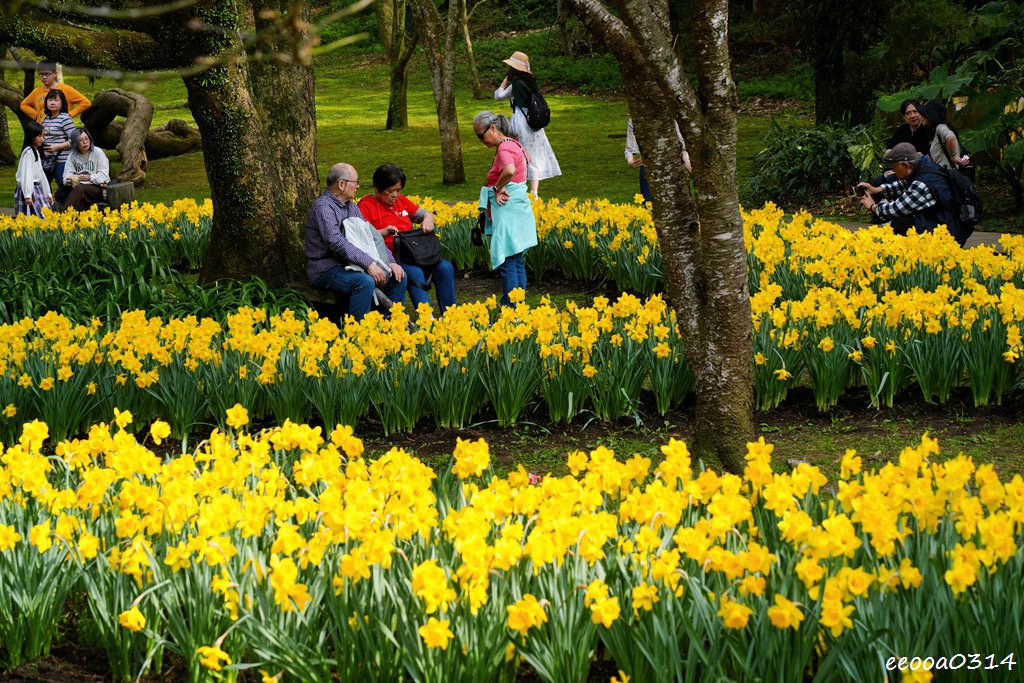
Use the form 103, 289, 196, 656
470, 30, 622, 93
743, 119, 862, 208
736, 63, 814, 101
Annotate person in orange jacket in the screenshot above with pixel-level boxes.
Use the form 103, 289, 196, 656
20, 62, 91, 122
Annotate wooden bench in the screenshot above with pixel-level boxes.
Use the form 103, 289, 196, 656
289, 281, 394, 324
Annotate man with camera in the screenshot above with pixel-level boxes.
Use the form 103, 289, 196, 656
856, 143, 968, 244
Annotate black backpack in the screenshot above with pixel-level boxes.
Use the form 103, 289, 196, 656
524, 88, 551, 130
943, 166, 984, 227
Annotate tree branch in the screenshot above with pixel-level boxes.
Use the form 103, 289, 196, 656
567, 0, 704, 156
397, 26, 419, 71
563, 0, 635, 60
0, 16, 188, 70
26, 0, 198, 22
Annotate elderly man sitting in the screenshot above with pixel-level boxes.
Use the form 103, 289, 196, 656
306, 163, 407, 320
856, 142, 968, 245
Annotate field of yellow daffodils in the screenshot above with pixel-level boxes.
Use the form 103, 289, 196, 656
2, 201, 1024, 681
1, 418, 1021, 681
2, 200, 1023, 442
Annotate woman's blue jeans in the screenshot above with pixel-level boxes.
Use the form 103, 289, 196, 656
498, 252, 527, 307
401, 259, 457, 314
45, 160, 65, 188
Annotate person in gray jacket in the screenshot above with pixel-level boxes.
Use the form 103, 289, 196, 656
61, 128, 109, 211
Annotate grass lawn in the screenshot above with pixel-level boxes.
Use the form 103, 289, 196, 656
0, 53, 795, 207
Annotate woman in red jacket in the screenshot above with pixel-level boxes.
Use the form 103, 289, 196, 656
358, 164, 457, 314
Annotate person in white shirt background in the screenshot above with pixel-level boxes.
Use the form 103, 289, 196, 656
14, 121, 53, 217
625, 118, 692, 202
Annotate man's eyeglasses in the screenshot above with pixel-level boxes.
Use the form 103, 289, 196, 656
339, 178, 360, 188
39, 72, 55, 77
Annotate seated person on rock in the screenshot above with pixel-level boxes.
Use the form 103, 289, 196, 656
857, 142, 968, 246
305, 162, 407, 321
358, 163, 456, 315
61, 128, 110, 212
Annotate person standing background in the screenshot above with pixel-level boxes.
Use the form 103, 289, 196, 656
40, 90, 75, 187
494, 51, 560, 198
20, 62, 91, 122
14, 121, 53, 217
473, 110, 538, 307
624, 118, 692, 203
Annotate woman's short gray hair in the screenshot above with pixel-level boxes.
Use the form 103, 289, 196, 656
473, 110, 516, 139
68, 127, 89, 153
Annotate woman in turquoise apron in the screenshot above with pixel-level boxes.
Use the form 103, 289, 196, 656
472, 110, 538, 307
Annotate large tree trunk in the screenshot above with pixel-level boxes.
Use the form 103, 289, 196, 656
81, 89, 153, 185
0, 55, 15, 165
410, 0, 466, 184
0, 50, 15, 164
567, 0, 753, 473
0, 99, 12, 165
187, 2, 319, 287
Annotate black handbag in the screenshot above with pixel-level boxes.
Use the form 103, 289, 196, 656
394, 228, 441, 267
472, 210, 486, 246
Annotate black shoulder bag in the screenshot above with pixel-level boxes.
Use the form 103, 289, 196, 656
393, 228, 441, 268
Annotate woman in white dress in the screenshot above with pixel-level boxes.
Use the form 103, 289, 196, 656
494, 51, 561, 198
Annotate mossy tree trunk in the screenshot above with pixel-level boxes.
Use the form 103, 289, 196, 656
410, 0, 466, 184
0, 45, 14, 165
187, 2, 320, 287
0, 103, 12, 165
567, 0, 753, 474
0, 75, 16, 164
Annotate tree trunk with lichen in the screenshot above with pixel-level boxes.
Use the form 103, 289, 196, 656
185, 62, 317, 287
410, 0, 466, 184
185, 1, 319, 287
0, 105, 12, 165
567, 0, 753, 473
0, 46, 14, 165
